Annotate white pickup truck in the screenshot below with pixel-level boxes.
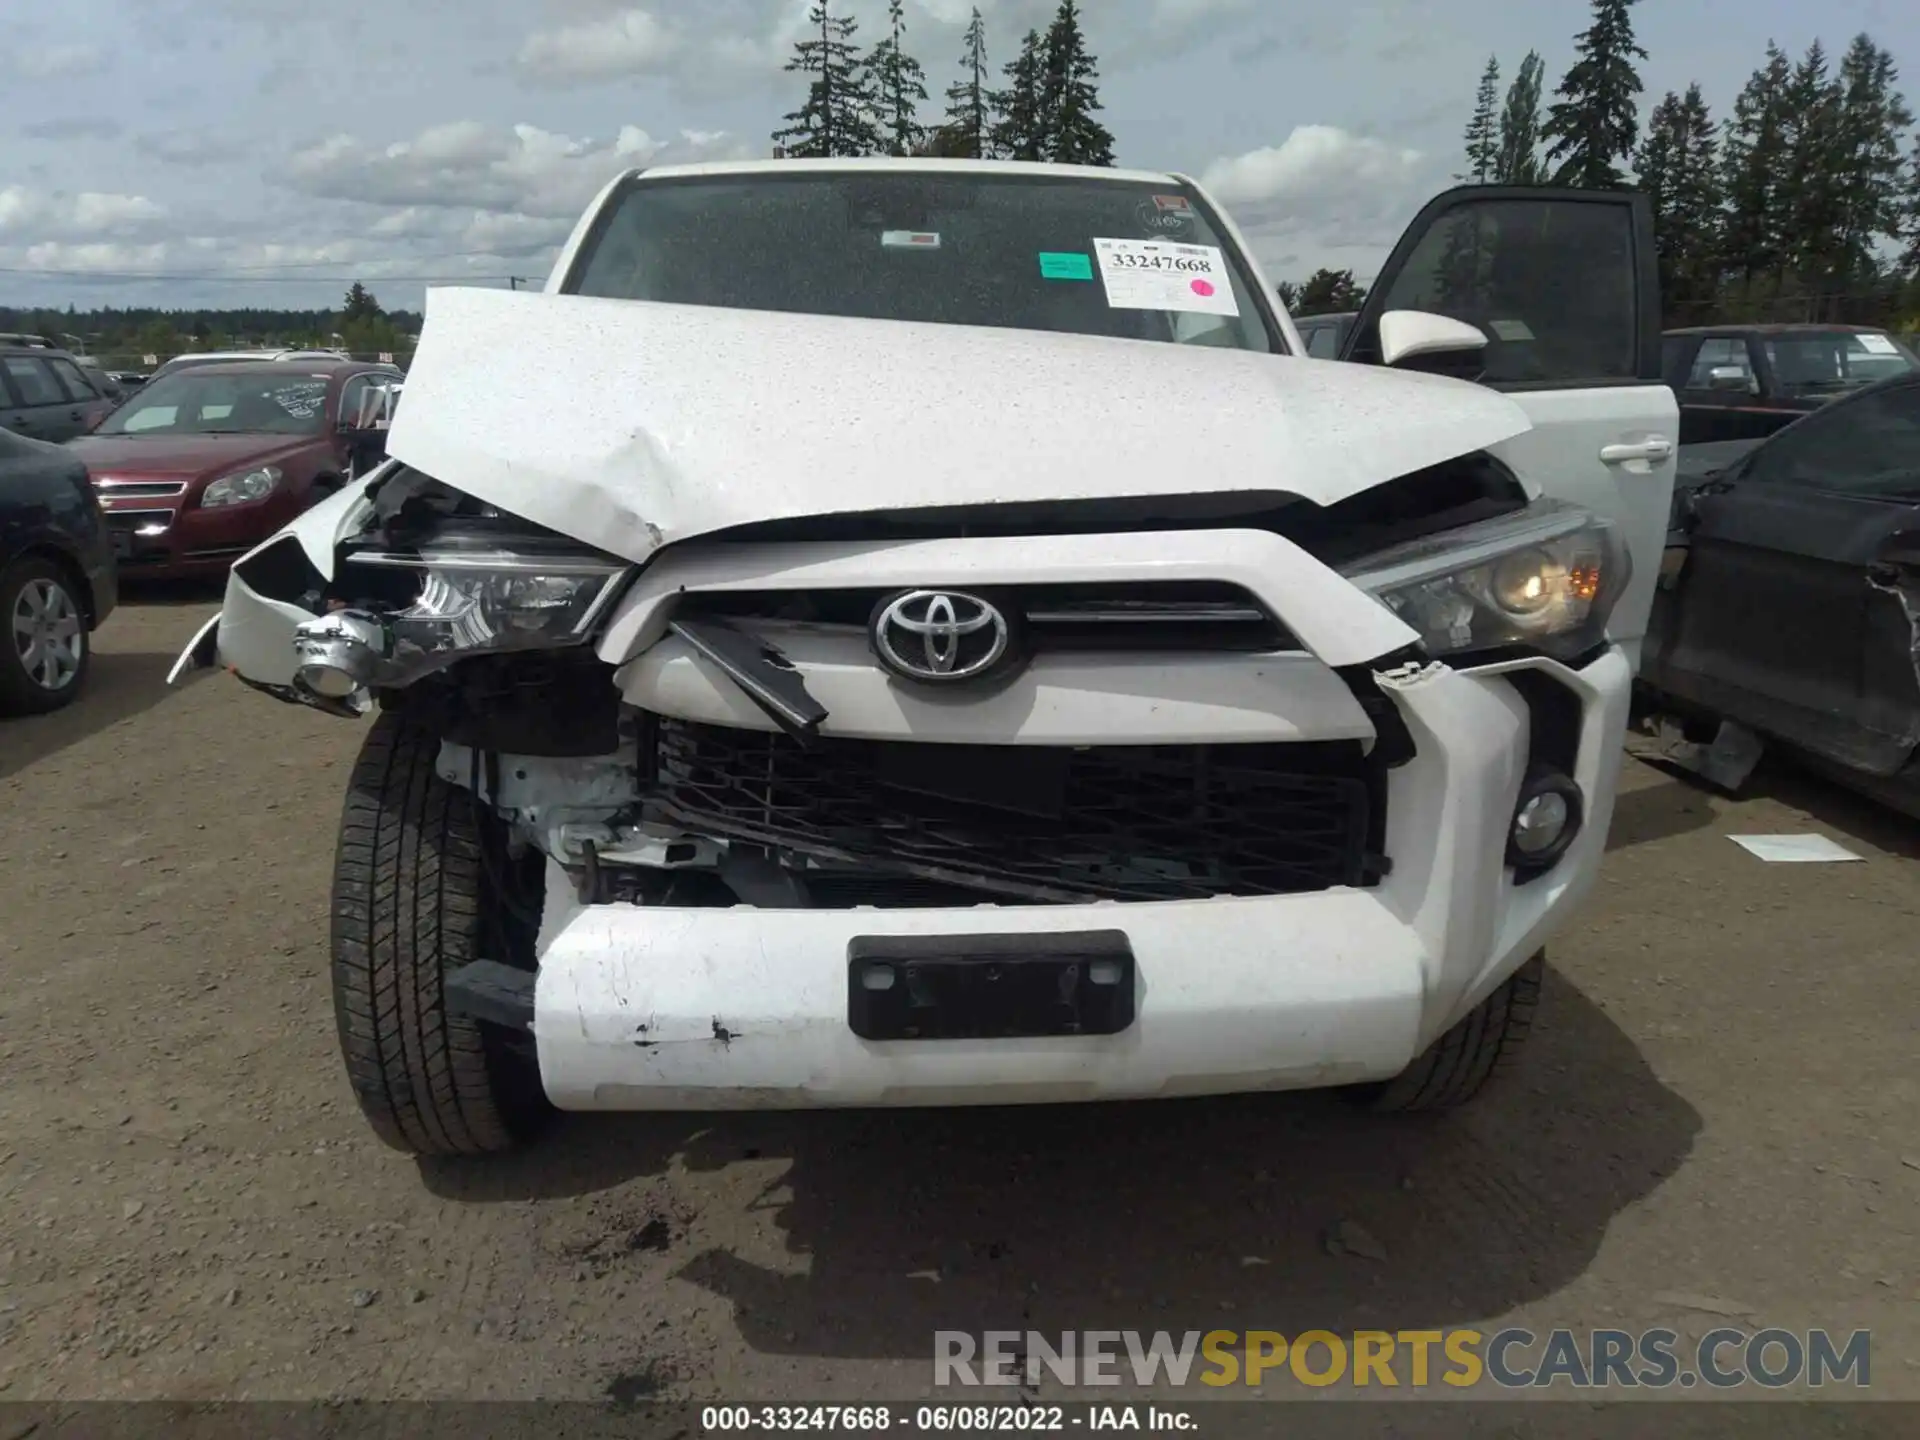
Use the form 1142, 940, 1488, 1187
173, 158, 1677, 1160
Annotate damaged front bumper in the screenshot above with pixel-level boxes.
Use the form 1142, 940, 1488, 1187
176, 474, 1633, 1110
523, 648, 1629, 1109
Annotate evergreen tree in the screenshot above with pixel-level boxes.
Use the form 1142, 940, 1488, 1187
1496, 52, 1547, 184
1275, 280, 1302, 311
1542, 0, 1648, 188
1038, 0, 1113, 165
773, 0, 880, 159
1902, 133, 1920, 277
1635, 84, 1722, 320
1775, 41, 1846, 293
1461, 56, 1502, 181
1830, 35, 1914, 284
1719, 43, 1792, 292
865, 0, 928, 157
342, 283, 382, 323
989, 28, 1047, 161
939, 7, 993, 159
1294, 268, 1367, 314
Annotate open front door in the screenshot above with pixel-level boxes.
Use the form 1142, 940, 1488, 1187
1341, 186, 1678, 665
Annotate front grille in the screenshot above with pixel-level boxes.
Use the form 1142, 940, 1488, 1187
94, 480, 188, 498
103, 508, 176, 533
682, 581, 1297, 654
649, 718, 1383, 905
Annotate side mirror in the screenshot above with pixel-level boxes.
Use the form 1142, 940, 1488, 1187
1377, 309, 1489, 368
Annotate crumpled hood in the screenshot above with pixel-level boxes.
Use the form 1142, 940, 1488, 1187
386, 287, 1534, 560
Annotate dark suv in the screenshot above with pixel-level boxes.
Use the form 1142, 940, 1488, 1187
0, 335, 120, 443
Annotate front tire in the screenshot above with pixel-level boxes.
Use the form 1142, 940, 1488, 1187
0, 555, 90, 715
330, 713, 549, 1156
1357, 951, 1544, 1113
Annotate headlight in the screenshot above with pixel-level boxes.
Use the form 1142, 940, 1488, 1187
291, 543, 631, 698
202, 466, 282, 507
1341, 500, 1629, 660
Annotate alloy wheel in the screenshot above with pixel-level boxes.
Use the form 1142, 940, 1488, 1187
12, 577, 85, 693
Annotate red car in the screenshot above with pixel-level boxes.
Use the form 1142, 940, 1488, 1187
67, 360, 401, 578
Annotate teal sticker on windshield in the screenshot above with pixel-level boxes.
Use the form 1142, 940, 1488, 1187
1039, 251, 1094, 281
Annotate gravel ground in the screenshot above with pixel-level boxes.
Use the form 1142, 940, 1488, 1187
2, 595, 1917, 1408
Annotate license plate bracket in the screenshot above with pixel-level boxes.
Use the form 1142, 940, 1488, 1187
847, 931, 1135, 1041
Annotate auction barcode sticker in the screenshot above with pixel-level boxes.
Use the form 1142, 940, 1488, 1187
1093, 237, 1238, 316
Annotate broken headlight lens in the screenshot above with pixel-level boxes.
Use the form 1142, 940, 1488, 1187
295, 545, 634, 699
357, 547, 632, 651
1341, 500, 1628, 660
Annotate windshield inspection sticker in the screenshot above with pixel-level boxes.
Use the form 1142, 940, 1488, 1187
1039, 251, 1095, 280
1093, 237, 1238, 315
1856, 333, 1899, 355
881, 230, 941, 250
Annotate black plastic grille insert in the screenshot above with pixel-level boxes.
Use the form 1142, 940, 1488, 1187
650, 719, 1382, 905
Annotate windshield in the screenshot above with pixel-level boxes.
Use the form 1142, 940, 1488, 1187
566, 170, 1278, 353
1764, 332, 1918, 399
96, 371, 330, 437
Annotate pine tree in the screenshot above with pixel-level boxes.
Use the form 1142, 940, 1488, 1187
1830, 35, 1914, 285
1038, 0, 1114, 166
772, 0, 880, 159
342, 283, 382, 323
1460, 56, 1501, 182
1719, 43, 1792, 292
1635, 84, 1722, 321
1496, 52, 1547, 184
989, 28, 1047, 161
865, 0, 928, 157
938, 7, 992, 159
1295, 268, 1367, 314
1775, 41, 1846, 296
1542, 0, 1647, 188
1902, 133, 1920, 276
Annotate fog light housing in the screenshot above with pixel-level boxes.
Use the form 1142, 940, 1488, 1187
1507, 771, 1583, 877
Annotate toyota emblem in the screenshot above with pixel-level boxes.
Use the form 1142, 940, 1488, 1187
870, 589, 1018, 684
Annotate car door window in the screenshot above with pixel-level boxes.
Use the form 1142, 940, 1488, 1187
338, 376, 374, 428
1744, 384, 1920, 496
2, 356, 67, 407
1352, 195, 1643, 385
46, 357, 99, 401
1684, 338, 1755, 391
1303, 323, 1340, 359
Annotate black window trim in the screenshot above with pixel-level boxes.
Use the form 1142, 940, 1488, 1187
1341, 183, 1663, 391
556, 166, 1290, 356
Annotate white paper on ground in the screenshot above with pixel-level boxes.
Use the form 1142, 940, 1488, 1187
1726, 833, 1864, 863
1093, 238, 1239, 316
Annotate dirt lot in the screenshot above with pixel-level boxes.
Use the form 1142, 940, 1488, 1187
2, 594, 1917, 1407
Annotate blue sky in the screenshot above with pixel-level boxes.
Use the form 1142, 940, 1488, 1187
3, 0, 1917, 312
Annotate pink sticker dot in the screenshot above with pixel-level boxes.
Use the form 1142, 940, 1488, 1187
1191, 278, 1216, 297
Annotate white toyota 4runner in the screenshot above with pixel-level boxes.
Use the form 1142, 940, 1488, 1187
172, 159, 1677, 1158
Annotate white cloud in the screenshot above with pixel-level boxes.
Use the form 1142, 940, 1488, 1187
8, 43, 106, 79
1199, 124, 1439, 279
0, 187, 168, 240
515, 7, 681, 84
283, 120, 748, 219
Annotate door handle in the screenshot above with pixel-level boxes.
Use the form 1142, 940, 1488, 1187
1600, 438, 1674, 464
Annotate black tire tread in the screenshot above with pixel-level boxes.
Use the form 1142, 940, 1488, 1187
329, 712, 533, 1156
1366, 952, 1544, 1113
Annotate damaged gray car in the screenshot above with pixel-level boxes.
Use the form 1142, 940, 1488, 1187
1642, 369, 1920, 811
